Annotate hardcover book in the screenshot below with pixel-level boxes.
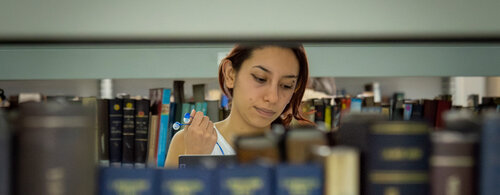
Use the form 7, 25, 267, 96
122, 98, 136, 167
99, 167, 155, 195
275, 164, 323, 195
109, 98, 124, 167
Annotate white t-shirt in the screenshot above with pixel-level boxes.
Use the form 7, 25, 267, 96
210, 125, 236, 155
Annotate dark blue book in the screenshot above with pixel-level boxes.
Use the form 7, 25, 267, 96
99, 167, 155, 195
122, 98, 136, 167
216, 165, 273, 195
480, 113, 500, 195
109, 99, 124, 167
158, 168, 213, 195
368, 121, 430, 195
275, 164, 323, 195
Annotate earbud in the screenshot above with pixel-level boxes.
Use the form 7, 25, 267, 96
172, 112, 192, 130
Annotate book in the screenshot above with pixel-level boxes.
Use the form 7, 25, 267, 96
480, 112, 500, 195
337, 113, 386, 195
435, 100, 452, 128
193, 84, 206, 103
16, 103, 95, 195
122, 98, 136, 167
325, 146, 359, 195
403, 103, 413, 121
0, 110, 9, 195
216, 165, 272, 195
82, 97, 99, 164
109, 98, 124, 167
156, 88, 172, 167
236, 134, 280, 165
275, 163, 323, 195
351, 98, 362, 113
391, 93, 405, 120
423, 99, 438, 127
286, 128, 327, 164
134, 99, 150, 168
367, 121, 430, 195
97, 99, 110, 166
158, 168, 213, 195
99, 167, 155, 195
146, 114, 158, 168
313, 98, 325, 124
207, 100, 220, 122
173, 80, 185, 124
431, 131, 478, 195
148, 89, 161, 168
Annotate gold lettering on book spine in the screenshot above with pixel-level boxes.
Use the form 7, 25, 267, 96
225, 177, 263, 195
382, 147, 423, 161
281, 178, 319, 195
111, 179, 149, 195
165, 180, 203, 195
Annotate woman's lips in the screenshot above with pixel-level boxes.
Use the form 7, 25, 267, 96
254, 106, 276, 118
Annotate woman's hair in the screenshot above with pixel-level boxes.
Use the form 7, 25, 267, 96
218, 43, 313, 127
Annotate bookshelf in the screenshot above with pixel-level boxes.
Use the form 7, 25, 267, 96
1, 43, 500, 80
1, 1, 500, 41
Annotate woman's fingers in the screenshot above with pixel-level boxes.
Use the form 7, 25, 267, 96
191, 111, 204, 126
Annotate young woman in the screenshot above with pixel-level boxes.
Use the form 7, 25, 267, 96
165, 43, 312, 167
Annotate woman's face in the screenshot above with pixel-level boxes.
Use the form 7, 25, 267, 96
231, 46, 299, 128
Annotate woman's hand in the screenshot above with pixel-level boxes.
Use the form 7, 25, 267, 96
183, 110, 217, 154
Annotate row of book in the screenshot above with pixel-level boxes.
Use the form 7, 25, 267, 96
302, 93, 500, 131
2, 97, 500, 194
1, 81, 231, 169
97, 110, 500, 195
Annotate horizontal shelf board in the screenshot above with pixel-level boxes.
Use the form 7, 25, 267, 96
1, 44, 500, 80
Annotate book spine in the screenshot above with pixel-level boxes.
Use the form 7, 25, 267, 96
109, 99, 124, 167
423, 100, 438, 127
275, 164, 323, 195
480, 113, 500, 195
207, 100, 220, 122
159, 168, 212, 194
431, 131, 477, 195
368, 121, 430, 195
216, 166, 272, 195
134, 99, 150, 167
314, 99, 325, 124
97, 99, 110, 166
173, 80, 185, 124
99, 167, 155, 195
82, 97, 99, 164
324, 105, 332, 130
351, 98, 363, 112
146, 115, 158, 168
404, 103, 413, 121
325, 147, 359, 195
16, 103, 95, 195
435, 100, 452, 128
121, 98, 135, 167
157, 88, 171, 167
0, 110, 9, 195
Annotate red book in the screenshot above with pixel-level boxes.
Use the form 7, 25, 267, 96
435, 100, 452, 128
423, 100, 438, 127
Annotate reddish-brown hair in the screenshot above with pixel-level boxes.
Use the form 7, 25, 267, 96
218, 43, 313, 127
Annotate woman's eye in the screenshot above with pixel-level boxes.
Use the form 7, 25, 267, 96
252, 74, 266, 83
282, 84, 293, 89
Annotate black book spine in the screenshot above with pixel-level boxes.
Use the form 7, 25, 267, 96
134, 99, 150, 167
109, 99, 123, 166
97, 99, 109, 166
0, 110, 9, 195
121, 98, 135, 167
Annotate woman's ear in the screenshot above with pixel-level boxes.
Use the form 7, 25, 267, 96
222, 59, 236, 89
